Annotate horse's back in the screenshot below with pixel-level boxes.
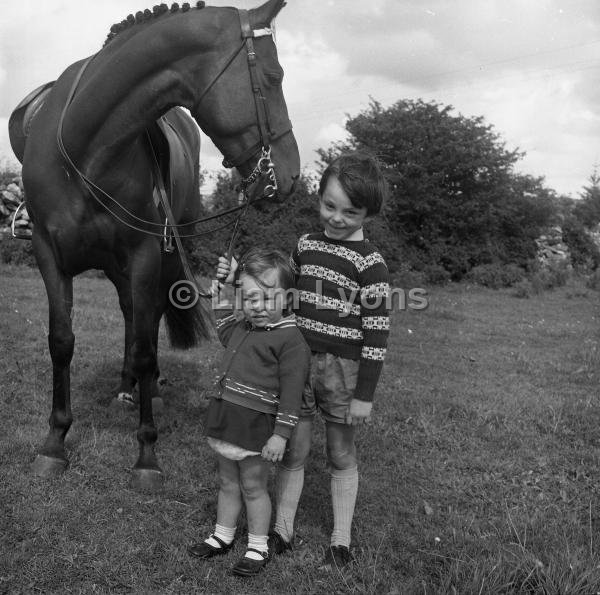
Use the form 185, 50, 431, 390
21, 59, 91, 178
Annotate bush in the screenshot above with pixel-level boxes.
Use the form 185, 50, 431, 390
585, 269, 600, 290
529, 260, 570, 292
0, 234, 36, 266
389, 264, 426, 289
562, 218, 600, 272
465, 263, 526, 289
0, 163, 21, 186
512, 279, 533, 298
512, 261, 570, 297
423, 264, 451, 285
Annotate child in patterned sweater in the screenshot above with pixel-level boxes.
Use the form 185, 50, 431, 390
271, 151, 390, 569
217, 152, 391, 570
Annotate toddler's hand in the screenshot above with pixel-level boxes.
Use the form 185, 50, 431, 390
345, 399, 372, 426
261, 434, 287, 463
216, 255, 238, 284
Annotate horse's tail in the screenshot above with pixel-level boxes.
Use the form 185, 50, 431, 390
163, 255, 215, 349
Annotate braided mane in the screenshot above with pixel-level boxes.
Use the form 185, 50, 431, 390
103, 1, 206, 47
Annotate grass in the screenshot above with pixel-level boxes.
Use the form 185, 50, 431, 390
2, 264, 600, 593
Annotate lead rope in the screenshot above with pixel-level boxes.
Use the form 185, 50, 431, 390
147, 134, 266, 300
146, 135, 202, 291
224, 195, 249, 265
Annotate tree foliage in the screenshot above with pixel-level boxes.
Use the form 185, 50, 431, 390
562, 217, 600, 271
318, 99, 557, 279
573, 169, 600, 227
196, 98, 564, 281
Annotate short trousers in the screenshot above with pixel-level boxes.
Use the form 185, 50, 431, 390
207, 437, 261, 461
300, 352, 359, 424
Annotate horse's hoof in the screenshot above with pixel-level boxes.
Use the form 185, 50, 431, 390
130, 467, 164, 491
32, 454, 68, 477
117, 392, 135, 404
152, 397, 164, 415
110, 393, 136, 412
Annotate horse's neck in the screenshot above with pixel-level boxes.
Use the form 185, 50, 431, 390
62, 15, 222, 175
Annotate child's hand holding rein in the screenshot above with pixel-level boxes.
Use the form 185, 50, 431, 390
216, 255, 238, 284
261, 434, 287, 463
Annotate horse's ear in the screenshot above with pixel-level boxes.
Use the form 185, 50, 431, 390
250, 0, 286, 28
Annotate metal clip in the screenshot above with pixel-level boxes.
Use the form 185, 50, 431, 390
163, 218, 174, 253
258, 146, 272, 173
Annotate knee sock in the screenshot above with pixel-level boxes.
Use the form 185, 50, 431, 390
330, 466, 358, 548
245, 533, 269, 560
274, 464, 305, 542
205, 523, 236, 548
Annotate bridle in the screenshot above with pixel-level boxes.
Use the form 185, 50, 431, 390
56, 8, 290, 237
223, 8, 288, 201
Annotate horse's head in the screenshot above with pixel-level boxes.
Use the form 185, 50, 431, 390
190, 0, 300, 201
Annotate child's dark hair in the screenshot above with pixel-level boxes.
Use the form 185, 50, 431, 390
235, 247, 295, 293
318, 151, 389, 216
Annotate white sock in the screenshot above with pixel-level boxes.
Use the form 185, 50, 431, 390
330, 466, 358, 548
274, 465, 304, 542
205, 523, 235, 548
245, 533, 268, 560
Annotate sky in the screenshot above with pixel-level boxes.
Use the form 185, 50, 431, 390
1, 0, 599, 197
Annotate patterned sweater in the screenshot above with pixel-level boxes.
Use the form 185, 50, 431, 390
291, 232, 390, 402
207, 311, 311, 444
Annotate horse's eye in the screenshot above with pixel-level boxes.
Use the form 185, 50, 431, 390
265, 71, 283, 85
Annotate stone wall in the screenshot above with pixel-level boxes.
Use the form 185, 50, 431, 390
535, 226, 570, 267
0, 175, 31, 238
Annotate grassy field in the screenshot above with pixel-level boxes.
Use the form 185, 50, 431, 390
2, 264, 600, 594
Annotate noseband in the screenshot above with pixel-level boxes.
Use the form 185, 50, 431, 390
207, 9, 289, 200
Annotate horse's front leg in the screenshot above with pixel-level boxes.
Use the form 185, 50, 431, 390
129, 239, 164, 490
104, 268, 138, 406
31, 233, 74, 476
117, 297, 137, 406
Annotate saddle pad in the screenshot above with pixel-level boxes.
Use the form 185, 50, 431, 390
9, 80, 55, 163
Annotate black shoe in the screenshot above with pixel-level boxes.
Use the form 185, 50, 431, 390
231, 548, 270, 576
319, 545, 354, 571
187, 534, 234, 559
267, 531, 293, 555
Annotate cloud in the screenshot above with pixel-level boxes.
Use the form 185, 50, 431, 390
308, 0, 600, 96
0, 1, 147, 114
450, 69, 600, 194
278, 30, 348, 106
315, 122, 348, 146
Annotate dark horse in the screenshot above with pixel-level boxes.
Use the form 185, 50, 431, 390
8, 0, 299, 489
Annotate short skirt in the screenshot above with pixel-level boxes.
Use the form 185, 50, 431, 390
204, 396, 275, 453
